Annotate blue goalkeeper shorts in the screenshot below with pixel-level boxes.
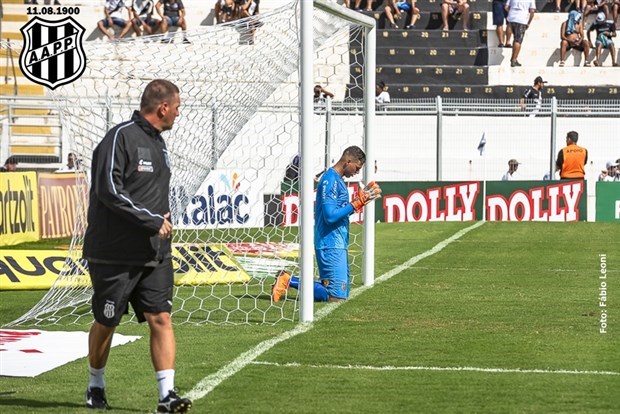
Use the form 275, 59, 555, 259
316, 248, 349, 300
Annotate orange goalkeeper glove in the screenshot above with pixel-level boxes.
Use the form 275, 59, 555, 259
351, 181, 382, 212
362, 181, 382, 201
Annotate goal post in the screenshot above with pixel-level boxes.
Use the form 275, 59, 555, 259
300, 1, 376, 322
5, 0, 376, 327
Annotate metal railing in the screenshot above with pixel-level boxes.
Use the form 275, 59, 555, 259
0, 96, 63, 167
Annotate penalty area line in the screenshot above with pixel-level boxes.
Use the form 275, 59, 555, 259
185, 221, 485, 402
250, 361, 620, 376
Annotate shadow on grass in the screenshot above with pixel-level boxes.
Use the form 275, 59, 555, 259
0, 396, 142, 412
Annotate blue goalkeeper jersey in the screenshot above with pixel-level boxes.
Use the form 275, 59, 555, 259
314, 168, 354, 250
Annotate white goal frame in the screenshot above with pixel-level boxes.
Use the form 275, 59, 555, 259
301, 0, 376, 321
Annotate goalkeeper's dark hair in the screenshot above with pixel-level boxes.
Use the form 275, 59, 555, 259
343, 145, 366, 164
140, 79, 180, 113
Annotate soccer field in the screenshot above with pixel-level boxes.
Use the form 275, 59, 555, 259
1, 222, 618, 413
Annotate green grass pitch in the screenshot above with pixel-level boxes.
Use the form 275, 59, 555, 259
0, 222, 618, 413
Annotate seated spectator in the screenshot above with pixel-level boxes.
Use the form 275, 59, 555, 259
314, 84, 335, 104
493, 0, 512, 47
97, 0, 133, 40
441, 0, 470, 31
584, 0, 608, 18
0, 156, 18, 172
233, 0, 260, 45
56, 152, 81, 172
384, 0, 420, 29
573, 0, 588, 14
157, 0, 190, 43
375, 81, 391, 108
235, 0, 259, 19
215, 0, 236, 23
359, 0, 386, 11
559, 11, 591, 66
587, 12, 618, 66
131, 0, 161, 36
501, 159, 520, 180
598, 160, 619, 181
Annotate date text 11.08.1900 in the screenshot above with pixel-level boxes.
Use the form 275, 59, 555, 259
26, 6, 80, 15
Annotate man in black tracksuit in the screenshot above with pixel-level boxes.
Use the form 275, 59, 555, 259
83, 79, 192, 413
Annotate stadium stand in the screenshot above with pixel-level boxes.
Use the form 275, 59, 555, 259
1, 0, 618, 172
1, 0, 60, 169
348, 0, 620, 99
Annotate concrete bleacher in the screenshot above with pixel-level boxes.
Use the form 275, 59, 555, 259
351, 0, 620, 99
1, 0, 619, 139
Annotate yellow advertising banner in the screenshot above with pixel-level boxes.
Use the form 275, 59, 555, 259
0, 172, 40, 247
38, 172, 89, 239
0, 244, 250, 290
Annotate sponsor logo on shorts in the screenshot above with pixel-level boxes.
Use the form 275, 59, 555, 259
103, 300, 115, 319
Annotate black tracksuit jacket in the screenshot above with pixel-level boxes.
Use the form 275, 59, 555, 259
83, 111, 172, 266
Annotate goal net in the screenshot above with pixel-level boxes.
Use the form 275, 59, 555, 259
6, 0, 375, 327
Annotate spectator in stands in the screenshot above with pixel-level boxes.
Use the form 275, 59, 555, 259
375, 81, 391, 109
131, 0, 161, 36
583, 0, 602, 18
440, 0, 470, 31
520, 75, 546, 116
56, 152, 81, 172
25, 0, 60, 5
384, 0, 420, 30
598, 160, 619, 181
493, 0, 512, 47
97, 0, 133, 40
235, 0, 259, 19
501, 159, 520, 180
0, 156, 18, 172
559, 10, 592, 66
506, 0, 536, 67
592, 0, 617, 20
314, 84, 335, 104
573, 0, 588, 14
157, 0, 190, 43
232, 0, 260, 45
343, 0, 383, 10
215, 0, 236, 23
587, 12, 619, 66
555, 131, 588, 179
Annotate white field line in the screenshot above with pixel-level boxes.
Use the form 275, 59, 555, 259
249, 361, 620, 376
185, 221, 485, 401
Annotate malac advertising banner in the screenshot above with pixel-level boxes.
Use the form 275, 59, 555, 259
174, 169, 265, 229
277, 180, 587, 225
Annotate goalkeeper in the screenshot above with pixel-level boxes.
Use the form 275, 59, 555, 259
272, 146, 381, 302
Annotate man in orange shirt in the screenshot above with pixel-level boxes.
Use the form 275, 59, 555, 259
555, 130, 588, 179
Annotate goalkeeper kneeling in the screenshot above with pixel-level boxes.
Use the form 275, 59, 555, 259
272, 145, 381, 303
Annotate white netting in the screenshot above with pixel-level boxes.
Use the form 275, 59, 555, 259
6, 0, 372, 326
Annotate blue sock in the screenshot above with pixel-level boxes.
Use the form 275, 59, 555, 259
313, 281, 329, 302
290, 276, 299, 290
288, 277, 329, 302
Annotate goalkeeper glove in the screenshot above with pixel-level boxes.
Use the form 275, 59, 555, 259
362, 181, 382, 200
351, 181, 382, 212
